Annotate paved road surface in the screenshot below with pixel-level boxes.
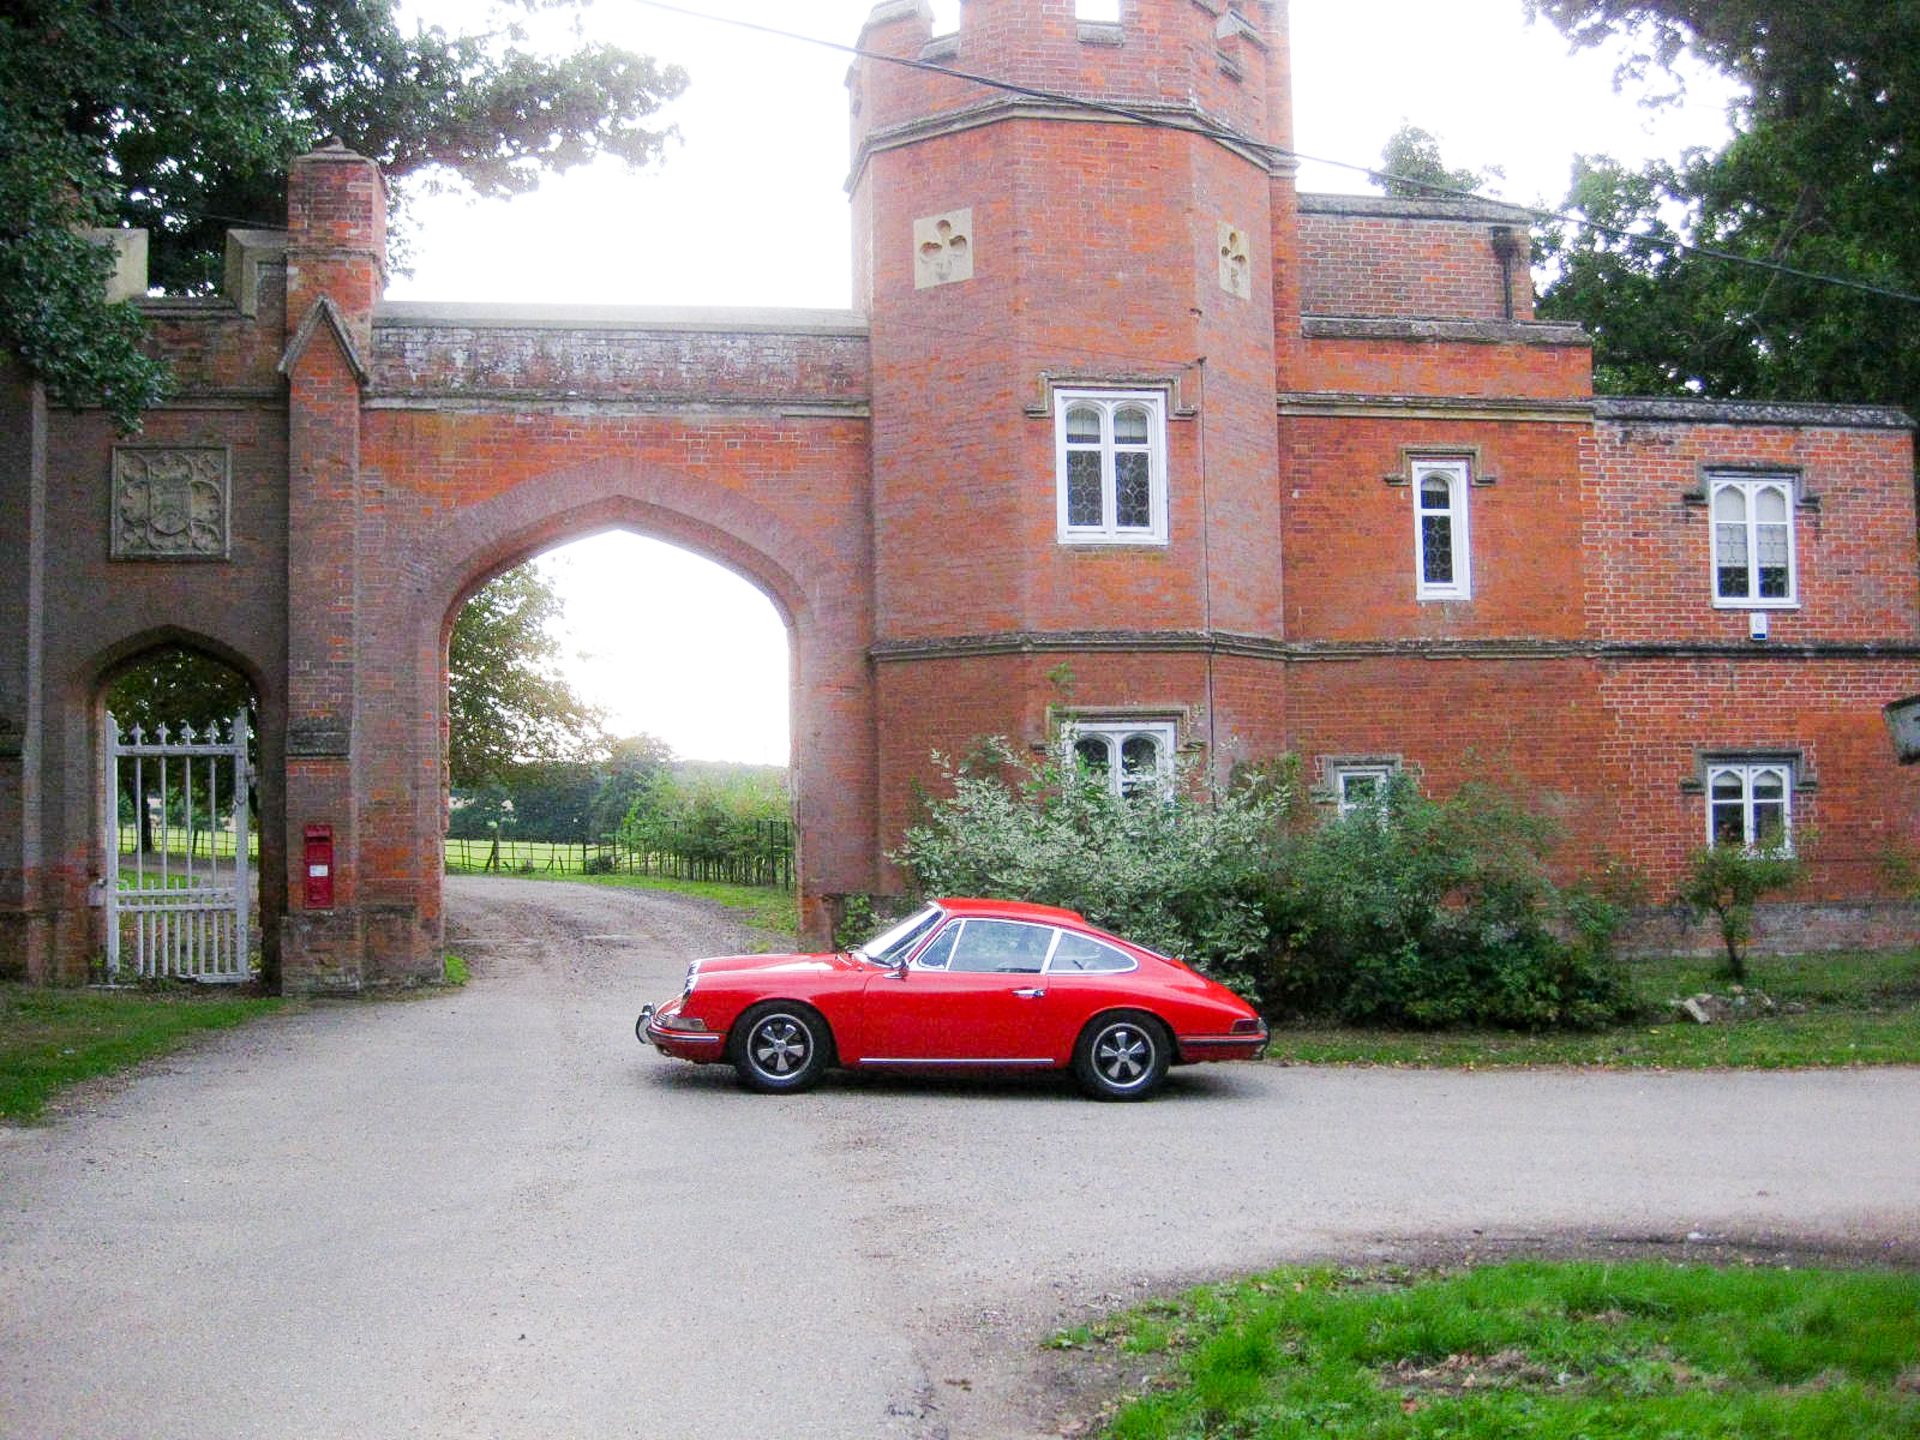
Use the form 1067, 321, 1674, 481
3, 876, 1917, 1439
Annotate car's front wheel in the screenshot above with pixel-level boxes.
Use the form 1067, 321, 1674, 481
1072, 1012, 1170, 1101
731, 1003, 832, 1094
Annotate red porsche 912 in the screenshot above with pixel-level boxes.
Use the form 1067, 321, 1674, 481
636, 897, 1267, 1100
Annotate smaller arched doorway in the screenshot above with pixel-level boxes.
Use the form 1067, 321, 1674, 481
99, 644, 267, 984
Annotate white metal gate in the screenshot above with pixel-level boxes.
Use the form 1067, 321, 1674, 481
104, 710, 252, 982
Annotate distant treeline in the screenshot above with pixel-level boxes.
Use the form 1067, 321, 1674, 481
447, 740, 793, 888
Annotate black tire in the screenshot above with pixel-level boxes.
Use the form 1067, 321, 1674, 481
1072, 1011, 1170, 1101
730, 1003, 832, 1094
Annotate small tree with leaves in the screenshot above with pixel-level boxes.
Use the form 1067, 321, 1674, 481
1678, 843, 1804, 982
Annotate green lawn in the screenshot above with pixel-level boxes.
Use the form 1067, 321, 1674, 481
1265, 950, 1920, 1069
0, 985, 284, 1123
1065, 1261, 1920, 1440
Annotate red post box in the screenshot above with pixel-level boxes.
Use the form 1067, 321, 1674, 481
303, 825, 334, 909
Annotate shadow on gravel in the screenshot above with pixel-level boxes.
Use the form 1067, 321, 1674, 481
626, 1058, 1262, 1105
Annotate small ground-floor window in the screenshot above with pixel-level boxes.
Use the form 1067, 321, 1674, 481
1706, 760, 1793, 851
1069, 718, 1177, 797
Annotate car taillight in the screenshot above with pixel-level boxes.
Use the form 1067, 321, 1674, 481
1231, 1017, 1264, 1035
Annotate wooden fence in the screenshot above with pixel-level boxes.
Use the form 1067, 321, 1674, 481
444, 822, 794, 890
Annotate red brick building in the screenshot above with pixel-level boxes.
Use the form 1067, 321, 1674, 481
4, 0, 1917, 989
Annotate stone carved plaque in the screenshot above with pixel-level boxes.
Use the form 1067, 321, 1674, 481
1218, 222, 1252, 299
914, 209, 974, 289
112, 447, 231, 560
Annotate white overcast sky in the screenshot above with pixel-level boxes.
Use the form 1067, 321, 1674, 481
389, 0, 1738, 764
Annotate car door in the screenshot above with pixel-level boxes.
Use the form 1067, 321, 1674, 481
856, 918, 1059, 1063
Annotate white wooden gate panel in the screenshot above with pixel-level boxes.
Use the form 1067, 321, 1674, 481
104, 710, 252, 982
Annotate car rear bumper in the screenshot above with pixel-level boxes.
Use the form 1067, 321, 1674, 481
1175, 1026, 1269, 1063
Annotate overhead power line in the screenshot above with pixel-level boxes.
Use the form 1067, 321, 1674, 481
631, 0, 1920, 308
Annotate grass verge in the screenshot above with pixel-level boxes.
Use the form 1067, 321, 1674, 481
1266, 950, 1920, 1069
1061, 1260, 1920, 1440
0, 984, 284, 1123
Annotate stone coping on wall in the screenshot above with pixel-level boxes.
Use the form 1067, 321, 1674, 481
1297, 192, 1539, 226
1302, 316, 1590, 346
1594, 395, 1915, 430
869, 630, 1920, 663
373, 301, 871, 336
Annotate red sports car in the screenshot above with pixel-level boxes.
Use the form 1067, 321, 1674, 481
636, 897, 1268, 1100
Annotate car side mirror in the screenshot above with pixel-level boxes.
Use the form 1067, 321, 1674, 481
893, 957, 909, 980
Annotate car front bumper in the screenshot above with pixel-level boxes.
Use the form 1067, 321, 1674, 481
636, 1002, 727, 1062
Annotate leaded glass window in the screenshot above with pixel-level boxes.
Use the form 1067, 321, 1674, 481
1413, 460, 1470, 599
1054, 391, 1168, 544
1710, 476, 1797, 605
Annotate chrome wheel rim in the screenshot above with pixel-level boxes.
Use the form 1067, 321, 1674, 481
748, 1014, 812, 1078
1093, 1024, 1153, 1089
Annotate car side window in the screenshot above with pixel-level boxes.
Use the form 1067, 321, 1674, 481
1047, 931, 1136, 973
946, 919, 1053, 973
913, 922, 961, 971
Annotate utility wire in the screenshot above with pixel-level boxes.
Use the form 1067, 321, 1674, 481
631, 0, 1920, 307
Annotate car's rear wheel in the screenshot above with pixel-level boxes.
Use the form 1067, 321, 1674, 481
1072, 1011, 1170, 1101
731, 1003, 832, 1094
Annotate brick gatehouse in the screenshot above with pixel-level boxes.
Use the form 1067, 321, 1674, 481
5, 0, 1919, 990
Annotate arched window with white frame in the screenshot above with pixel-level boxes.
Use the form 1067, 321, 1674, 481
1055, 390, 1168, 545
1710, 474, 1797, 606
1413, 459, 1471, 600
1068, 718, 1176, 796
1706, 761, 1793, 852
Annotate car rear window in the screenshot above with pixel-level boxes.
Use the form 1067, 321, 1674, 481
1047, 931, 1136, 974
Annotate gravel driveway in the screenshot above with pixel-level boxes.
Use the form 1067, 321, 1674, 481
3, 876, 1917, 1439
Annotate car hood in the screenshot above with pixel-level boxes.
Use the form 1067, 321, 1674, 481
694, 950, 863, 981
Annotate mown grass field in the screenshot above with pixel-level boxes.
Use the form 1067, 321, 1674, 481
1062, 1261, 1920, 1440
1264, 950, 1920, 1069
0, 985, 284, 1123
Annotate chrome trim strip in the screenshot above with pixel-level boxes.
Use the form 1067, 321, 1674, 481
647, 1027, 723, 1044
855, 1057, 1054, 1067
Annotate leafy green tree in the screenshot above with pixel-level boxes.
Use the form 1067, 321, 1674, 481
448, 566, 605, 789
1528, 0, 1920, 418
1376, 123, 1497, 199
1678, 842, 1804, 982
0, 0, 686, 430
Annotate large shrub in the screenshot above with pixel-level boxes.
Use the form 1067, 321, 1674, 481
1262, 778, 1632, 1030
891, 739, 1292, 995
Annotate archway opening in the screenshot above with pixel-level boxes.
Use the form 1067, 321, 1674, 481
443, 530, 794, 894
100, 645, 263, 984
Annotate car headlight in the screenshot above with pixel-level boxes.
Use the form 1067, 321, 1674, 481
654, 1005, 709, 1033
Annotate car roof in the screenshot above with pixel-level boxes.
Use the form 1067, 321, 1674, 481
934, 896, 1088, 924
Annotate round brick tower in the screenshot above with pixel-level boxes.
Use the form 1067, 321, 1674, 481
850, 0, 1297, 840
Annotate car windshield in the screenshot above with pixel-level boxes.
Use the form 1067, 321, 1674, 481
851, 904, 944, 965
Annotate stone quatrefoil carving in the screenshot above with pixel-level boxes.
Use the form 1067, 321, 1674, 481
1218, 222, 1251, 299
914, 209, 974, 289
111, 447, 231, 560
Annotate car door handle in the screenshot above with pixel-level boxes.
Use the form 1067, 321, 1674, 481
1011, 987, 1046, 999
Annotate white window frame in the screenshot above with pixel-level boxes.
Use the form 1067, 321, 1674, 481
1413, 459, 1471, 600
1331, 763, 1396, 818
1705, 761, 1794, 854
1067, 718, 1177, 797
1054, 389, 1169, 546
1709, 474, 1799, 609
